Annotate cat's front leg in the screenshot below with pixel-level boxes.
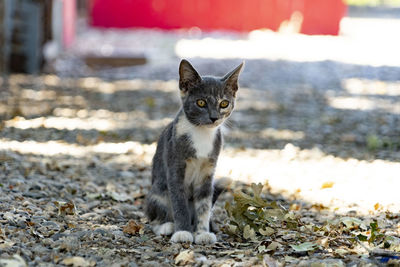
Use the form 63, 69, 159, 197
194, 179, 217, 245
167, 166, 194, 243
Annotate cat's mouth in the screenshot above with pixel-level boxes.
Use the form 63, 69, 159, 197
204, 120, 222, 128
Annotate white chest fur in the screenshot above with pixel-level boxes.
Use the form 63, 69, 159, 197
176, 115, 218, 158
184, 157, 214, 190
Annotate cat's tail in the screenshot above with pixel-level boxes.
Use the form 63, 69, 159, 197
212, 177, 232, 205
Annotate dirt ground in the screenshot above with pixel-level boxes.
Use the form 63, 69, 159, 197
1, 6, 400, 267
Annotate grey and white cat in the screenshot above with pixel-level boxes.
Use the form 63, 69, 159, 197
145, 59, 243, 244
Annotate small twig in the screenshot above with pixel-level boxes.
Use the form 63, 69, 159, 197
370, 249, 400, 257
355, 237, 372, 254
354, 237, 400, 257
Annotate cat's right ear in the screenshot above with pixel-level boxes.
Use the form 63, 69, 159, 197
179, 59, 201, 94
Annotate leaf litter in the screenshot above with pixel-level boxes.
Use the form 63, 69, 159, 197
223, 183, 400, 265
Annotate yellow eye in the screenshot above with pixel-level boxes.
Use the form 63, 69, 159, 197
220, 100, 229, 108
197, 99, 206, 107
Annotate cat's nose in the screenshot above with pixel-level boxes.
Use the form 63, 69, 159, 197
210, 117, 218, 123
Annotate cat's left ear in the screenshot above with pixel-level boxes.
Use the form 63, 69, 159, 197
222, 62, 244, 96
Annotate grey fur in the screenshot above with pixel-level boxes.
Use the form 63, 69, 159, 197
145, 59, 243, 244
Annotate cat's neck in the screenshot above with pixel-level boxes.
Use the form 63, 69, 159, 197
176, 112, 219, 158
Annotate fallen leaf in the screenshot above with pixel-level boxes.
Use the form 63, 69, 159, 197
54, 201, 76, 216
374, 203, 383, 211
110, 191, 131, 202
311, 203, 329, 211
233, 183, 269, 208
258, 245, 266, 253
259, 227, 275, 236
123, 219, 143, 235
289, 203, 301, 211
321, 181, 334, 189
317, 237, 329, 248
243, 225, 256, 240
334, 248, 349, 257
86, 193, 103, 200
357, 234, 368, 242
175, 250, 194, 266
290, 241, 319, 252
61, 256, 95, 267
337, 217, 366, 230
266, 241, 280, 251
310, 259, 345, 267
225, 224, 238, 236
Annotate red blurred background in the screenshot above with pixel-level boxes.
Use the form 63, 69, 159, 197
90, 0, 347, 35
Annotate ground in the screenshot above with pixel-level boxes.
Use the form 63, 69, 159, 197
1, 6, 400, 267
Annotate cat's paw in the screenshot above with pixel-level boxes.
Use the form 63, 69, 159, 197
171, 231, 193, 243
195, 232, 217, 245
153, 222, 174, 236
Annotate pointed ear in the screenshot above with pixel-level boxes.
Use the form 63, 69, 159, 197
179, 59, 201, 92
222, 62, 244, 96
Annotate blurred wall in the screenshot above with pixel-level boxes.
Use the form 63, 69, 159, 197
90, 0, 347, 35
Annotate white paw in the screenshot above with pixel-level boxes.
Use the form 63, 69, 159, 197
153, 222, 174, 236
171, 231, 193, 243
195, 232, 217, 245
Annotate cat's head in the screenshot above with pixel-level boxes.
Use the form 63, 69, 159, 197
178, 59, 244, 127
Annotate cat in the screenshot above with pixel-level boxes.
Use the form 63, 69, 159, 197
145, 59, 243, 244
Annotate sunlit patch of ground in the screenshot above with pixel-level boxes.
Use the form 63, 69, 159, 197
1, 133, 399, 215
218, 144, 400, 214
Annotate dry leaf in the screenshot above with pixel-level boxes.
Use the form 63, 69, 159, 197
226, 224, 238, 235
110, 191, 131, 202
289, 203, 301, 211
317, 237, 329, 248
290, 241, 319, 252
337, 217, 366, 230
258, 245, 267, 253
243, 225, 256, 240
321, 181, 334, 189
266, 241, 280, 251
259, 227, 275, 236
123, 219, 143, 235
61, 256, 95, 267
54, 201, 76, 216
175, 250, 195, 266
310, 259, 345, 267
334, 248, 349, 257
374, 203, 383, 211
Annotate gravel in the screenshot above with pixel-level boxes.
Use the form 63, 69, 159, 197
1, 6, 400, 266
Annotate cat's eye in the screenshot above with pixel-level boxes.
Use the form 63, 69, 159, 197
220, 100, 229, 108
197, 99, 206, 107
